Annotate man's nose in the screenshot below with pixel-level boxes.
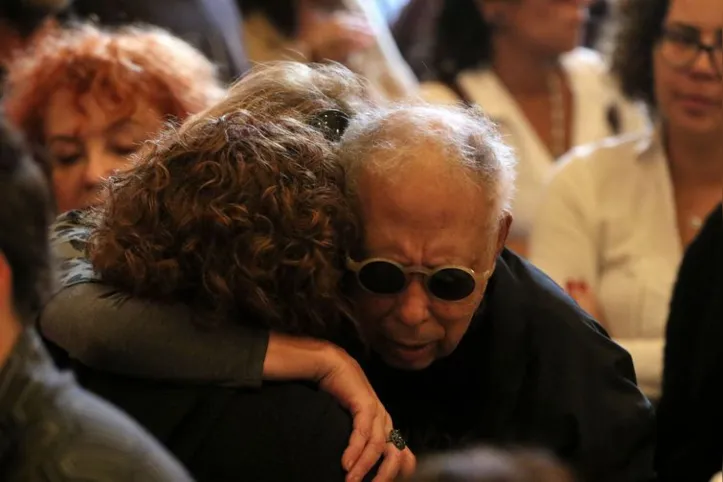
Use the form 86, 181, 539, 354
395, 277, 431, 327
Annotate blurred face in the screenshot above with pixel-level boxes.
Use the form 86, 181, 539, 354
479, 0, 589, 57
653, 0, 723, 136
351, 150, 503, 371
43, 89, 164, 212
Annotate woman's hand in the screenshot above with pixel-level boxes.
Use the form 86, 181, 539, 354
297, 9, 374, 63
263, 333, 416, 481
317, 345, 416, 481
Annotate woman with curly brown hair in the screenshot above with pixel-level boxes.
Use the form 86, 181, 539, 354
530, 0, 723, 399
42, 61, 415, 482
2, 22, 224, 213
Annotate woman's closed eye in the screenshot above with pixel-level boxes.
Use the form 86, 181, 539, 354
52, 152, 83, 167
111, 144, 140, 157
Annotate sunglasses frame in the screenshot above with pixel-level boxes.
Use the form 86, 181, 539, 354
346, 257, 493, 302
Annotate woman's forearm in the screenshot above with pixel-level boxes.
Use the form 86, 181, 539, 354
263, 332, 345, 382
40, 282, 269, 387
40, 282, 352, 388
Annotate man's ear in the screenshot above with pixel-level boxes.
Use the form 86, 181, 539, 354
0, 252, 12, 313
494, 212, 513, 259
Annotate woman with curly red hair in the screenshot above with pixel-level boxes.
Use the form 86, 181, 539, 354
2, 22, 224, 213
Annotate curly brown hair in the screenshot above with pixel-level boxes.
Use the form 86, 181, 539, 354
88, 62, 371, 338
611, 0, 670, 111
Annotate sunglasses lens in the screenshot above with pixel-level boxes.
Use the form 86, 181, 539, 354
357, 261, 407, 295
428, 268, 476, 301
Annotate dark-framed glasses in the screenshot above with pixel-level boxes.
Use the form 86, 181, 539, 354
346, 257, 493, 302
659, 25, 723, 79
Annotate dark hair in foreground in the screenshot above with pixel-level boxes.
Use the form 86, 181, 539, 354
0, 119, 54, 322
611, 0, 670, 111
404, 447, 576, 482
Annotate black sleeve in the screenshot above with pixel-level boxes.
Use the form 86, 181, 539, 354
656, 204, 722, 482
537, 323, 656, 482
40, 282, 268, 388
521, 275, 656, 482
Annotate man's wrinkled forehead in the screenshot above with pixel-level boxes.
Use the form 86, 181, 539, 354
356, 148, 489, 228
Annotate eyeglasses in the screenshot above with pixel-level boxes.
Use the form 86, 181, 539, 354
346, 257, 493, 302
659, 25, 723, 79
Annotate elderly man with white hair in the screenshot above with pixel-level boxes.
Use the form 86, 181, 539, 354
337, 104, 655, 482
41, 99, 655, 482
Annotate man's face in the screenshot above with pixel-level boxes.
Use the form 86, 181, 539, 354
350, 148, 501, 370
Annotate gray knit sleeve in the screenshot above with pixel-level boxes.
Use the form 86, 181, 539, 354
40, 282, 268, 388
43, 210, 267, 388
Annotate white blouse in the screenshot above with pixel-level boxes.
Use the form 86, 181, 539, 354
420, 48, 649, 239
529, 128, 680, 398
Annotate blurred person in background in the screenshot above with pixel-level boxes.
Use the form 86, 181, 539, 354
238, 0, 417, 100
395, 0, 647, 256
0, 118, 193, 482
655, 3, 722, 475
70, 0, 249, 80
530, 0, 723, 399
0, 0, 72, 93
402, 447, 576, 482
2, 23, 224, 213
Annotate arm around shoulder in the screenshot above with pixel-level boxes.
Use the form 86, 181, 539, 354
39, 282, 269, 388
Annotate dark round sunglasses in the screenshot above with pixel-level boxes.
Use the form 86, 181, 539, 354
346, 257, 493, 302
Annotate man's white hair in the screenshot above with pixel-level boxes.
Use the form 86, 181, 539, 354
340, 103, 517, 229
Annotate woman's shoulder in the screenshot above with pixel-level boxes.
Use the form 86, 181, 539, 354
561, 47, 608, 77
543, 131, 655, 200
563, 47, 622, 98
557, 131, 653, 176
